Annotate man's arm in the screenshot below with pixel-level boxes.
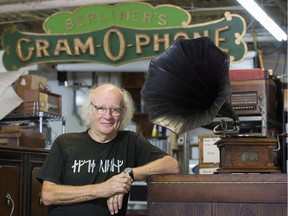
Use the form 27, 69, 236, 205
106, 155, 180, 215
41, 172, 132, 206
132, 155, 181, 181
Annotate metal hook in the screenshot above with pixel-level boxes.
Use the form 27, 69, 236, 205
274, 133, 287, 152
6, 193, 15, 216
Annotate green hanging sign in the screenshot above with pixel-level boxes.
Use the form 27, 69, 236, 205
1, 2, 247, 71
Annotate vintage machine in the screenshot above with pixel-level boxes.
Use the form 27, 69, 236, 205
8, 89, 62, 118
229, 69, 277, 117
21, 89, 62, 116
215, 136, 279, 173
141, 37, 282, 174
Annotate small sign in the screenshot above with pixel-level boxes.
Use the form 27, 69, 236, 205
203, 137, 221, 163
199, 135, 221, 170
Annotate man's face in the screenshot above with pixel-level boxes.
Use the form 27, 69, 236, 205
90, 85, 123, 137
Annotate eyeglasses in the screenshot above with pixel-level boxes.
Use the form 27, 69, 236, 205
91, 103, 123, 117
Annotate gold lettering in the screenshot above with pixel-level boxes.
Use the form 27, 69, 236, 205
158, 14, 167, 26
193, 30, 209, 38
16, 38, 34, 62
131, 11, 140, 22
118, 10, 129, 21
54, 39, 72, 56
174, 32, 190, 40
65, 19, 74, 30
74, 37, 95, 56
154, 34, 170, 52
143, 12, 152, 23
111, 10, 115, 22
35, 39, 50, 58
87, 13, 96, 24
215, 25, 229, 52
135, 34, 150, 54
100, 11, 109, 22
76, 16, 85, 27
103, 29, 125, 61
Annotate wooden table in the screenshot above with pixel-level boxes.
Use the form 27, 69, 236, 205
147, 174, 287, 216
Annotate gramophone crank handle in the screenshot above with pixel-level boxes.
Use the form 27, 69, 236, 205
274, 133, 288, 152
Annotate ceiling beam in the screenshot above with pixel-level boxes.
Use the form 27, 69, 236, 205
0, 0, 144, 14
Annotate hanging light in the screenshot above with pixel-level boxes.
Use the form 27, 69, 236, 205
237, 0, 287, 41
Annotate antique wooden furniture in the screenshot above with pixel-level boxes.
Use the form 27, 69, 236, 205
0, 145, 49, 216
147, 174, 287, 216
215, 137, 280, 173
0, 145, 147, 216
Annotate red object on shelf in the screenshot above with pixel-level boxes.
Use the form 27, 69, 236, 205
229, 68, 270, 80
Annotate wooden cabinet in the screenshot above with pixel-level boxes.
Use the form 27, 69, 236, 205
147, 174, 287, 216
0, 166, 20, 216
0, 146, 148, 216
122, 72, 146, 112
122, 72, 154, 138
0, 146, 48, 216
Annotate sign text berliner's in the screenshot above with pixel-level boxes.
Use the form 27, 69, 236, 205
1, 2, 247, 71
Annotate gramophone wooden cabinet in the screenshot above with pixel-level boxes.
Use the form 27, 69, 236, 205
215, 137, 280, 173
0, 145, 48, 216
147, 174, 287, 216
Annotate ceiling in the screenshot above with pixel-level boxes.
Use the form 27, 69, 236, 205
0, 0, 286, 49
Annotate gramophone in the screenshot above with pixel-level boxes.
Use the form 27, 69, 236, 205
141, 37, 280, 174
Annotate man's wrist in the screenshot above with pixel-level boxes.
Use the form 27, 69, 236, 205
123, 167, 134, 181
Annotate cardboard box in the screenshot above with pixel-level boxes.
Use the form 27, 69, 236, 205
16, 74, 48, 99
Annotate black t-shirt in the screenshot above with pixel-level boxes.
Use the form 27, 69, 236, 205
37, 130, 168, 216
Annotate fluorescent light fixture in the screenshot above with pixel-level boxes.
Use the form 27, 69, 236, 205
56, 60, 151, 72
237, 0, 287, 41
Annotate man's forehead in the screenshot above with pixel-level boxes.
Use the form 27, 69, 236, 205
92, 85, 123, 102
95, 84, 120, 92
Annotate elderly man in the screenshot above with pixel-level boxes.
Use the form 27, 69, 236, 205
37, 83, 181, 216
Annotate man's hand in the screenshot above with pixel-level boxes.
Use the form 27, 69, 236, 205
107, 194, 124, 215
102, 172, 132, 198
106, 171, 134, 215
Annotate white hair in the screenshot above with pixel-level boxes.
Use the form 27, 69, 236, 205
80, 83, 135, 130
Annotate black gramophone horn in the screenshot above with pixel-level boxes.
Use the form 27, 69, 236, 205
141, 37, 240, 135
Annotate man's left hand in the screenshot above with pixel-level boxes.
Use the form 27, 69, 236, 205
107, 193, 124, 215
